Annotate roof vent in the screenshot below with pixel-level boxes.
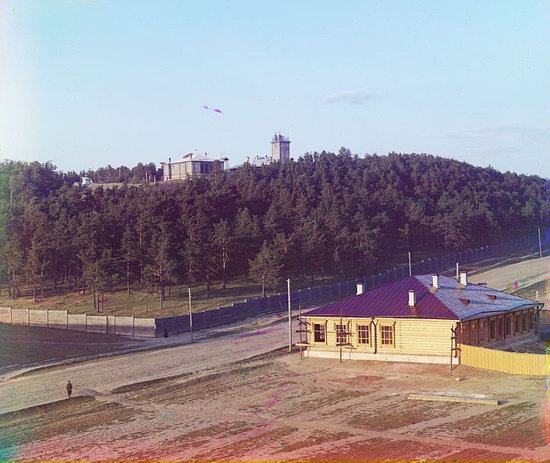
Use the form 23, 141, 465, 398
459, 271, 468, 286
487, 294, 497, 300
408, 290, 416, 307
459, 297, 470, 305
431, 274, 439, 289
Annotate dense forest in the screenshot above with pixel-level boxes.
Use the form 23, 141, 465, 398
1, 151, 549, 306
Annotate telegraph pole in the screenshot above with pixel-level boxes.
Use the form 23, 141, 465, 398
538, 227, 543, 258
408, 251, 412, 276
188, 287, 193, 343
287, 278, 292, 353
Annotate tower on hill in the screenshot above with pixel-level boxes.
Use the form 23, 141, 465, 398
271, 133, 291, 162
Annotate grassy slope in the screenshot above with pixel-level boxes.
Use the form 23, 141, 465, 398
0, 274, 342, 318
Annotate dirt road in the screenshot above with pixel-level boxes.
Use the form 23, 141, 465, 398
0, 313, 299, 415
470, 255, 550, 291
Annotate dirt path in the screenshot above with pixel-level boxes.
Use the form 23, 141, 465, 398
469, 255, 550, 291
0, 314, 299, 415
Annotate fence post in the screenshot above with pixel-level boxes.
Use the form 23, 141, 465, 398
132, 316, 135, 336
85, 313, 88, 332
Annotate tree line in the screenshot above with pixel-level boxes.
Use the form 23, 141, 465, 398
1, 151, 549, 307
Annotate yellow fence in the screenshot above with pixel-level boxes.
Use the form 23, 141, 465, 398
460, 344, 548, 376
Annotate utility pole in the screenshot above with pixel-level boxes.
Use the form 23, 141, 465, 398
287, 278, 292, 353
408, 251, 412, 277
188, 287, 193, 343
456, 262, 459, 280
538, 227, 543, 258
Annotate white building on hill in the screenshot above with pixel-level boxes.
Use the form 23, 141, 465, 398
161, 153, 228, 180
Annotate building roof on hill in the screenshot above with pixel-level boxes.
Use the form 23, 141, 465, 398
307, 274, 541, 321
181, 152, 218, 162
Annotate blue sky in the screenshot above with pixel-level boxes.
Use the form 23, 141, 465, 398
1, 0, 549, 176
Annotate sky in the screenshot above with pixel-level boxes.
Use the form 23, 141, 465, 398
0, 0, 549, 176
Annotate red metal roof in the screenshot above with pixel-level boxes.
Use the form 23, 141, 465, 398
306, 275, 539, 321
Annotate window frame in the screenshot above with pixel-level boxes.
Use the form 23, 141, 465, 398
380, 325, 394, 346
335, 323, 348, 345
505, 316, 512, 336
357, 325, 370, 346
313, 323, 325, 343
515, 313, 521, 334
489, 319, 497, 340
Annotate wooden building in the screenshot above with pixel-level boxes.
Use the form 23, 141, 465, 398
303, 273, 543, 365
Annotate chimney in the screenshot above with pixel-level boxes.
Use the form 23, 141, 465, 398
356, 280, 364, 296
431, 274, 439, 289
408, 290, 416, 307
459, 271, 468, 286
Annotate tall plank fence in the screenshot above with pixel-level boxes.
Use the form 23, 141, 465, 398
460, 344, 548, 376
0, 307, 157, 337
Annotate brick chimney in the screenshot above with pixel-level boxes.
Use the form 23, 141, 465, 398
460, 271, 468, 286
432, 274, 439, 289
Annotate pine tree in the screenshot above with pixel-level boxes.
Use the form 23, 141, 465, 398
249, 242, 283, 297
212, 219, 233, 289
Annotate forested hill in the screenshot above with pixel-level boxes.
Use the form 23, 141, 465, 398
1, 152, 549, 299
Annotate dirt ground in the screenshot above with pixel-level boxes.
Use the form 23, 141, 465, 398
2, 347, 549, 461
0, 325, 148, 377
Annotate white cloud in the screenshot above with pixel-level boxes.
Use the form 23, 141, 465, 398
322, 89, 388, 105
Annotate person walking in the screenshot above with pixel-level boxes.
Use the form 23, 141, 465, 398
66, 380, 73, 398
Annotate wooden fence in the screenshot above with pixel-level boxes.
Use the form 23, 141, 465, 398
460, 344, 548, 376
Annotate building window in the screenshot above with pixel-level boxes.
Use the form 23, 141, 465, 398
200, 162, 213, 174
522, 312, 528, 332
498, 317, 504, 338
489, 319, 496, 340
515, 314, 521, 334
313, 323, 325, 343
335, 324, 349, 345
529, 311, 535, 330
380, 325, 394, 346
505, 316, 512, 336
357, 325, 370, 345
461, 322, 469, 344
470, 321, 479, 345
